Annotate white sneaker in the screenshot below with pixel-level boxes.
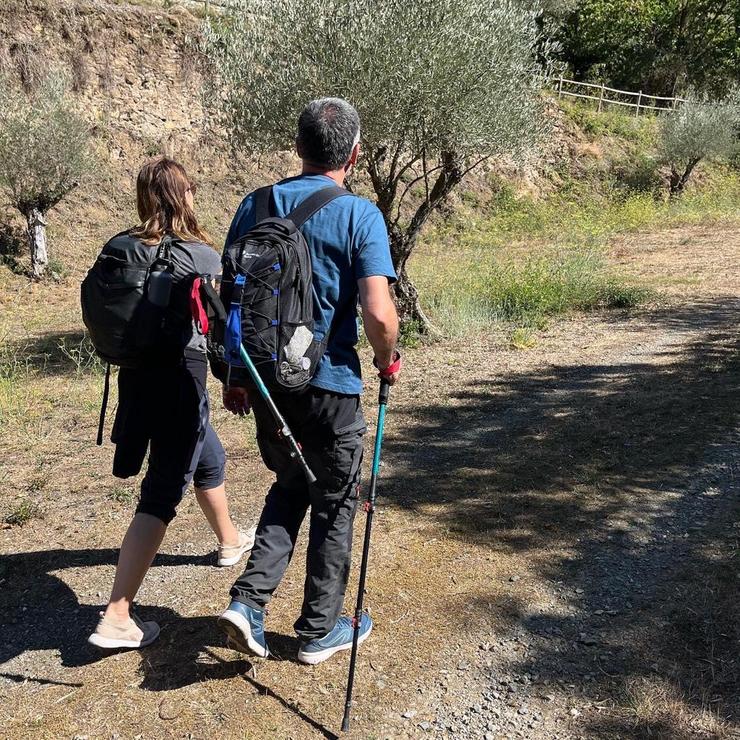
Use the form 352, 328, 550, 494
217, 527, 256, 567
88, 611, 160, 650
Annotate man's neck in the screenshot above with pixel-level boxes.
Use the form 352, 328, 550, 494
301, 162, 346, 187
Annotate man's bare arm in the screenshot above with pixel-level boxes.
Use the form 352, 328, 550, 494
358, 276, 400, 384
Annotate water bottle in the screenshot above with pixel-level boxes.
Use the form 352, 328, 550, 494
137, 260, 173, 349
147, 263, 173, 307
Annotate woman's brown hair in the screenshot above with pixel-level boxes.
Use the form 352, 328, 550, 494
132, 156, 213, 246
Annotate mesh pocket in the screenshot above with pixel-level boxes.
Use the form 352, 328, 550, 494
277, 323, 325, 389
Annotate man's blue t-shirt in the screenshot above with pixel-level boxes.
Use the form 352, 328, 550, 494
225, 174, 396, 395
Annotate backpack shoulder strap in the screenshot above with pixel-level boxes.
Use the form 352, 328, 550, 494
286, 186, 352, 229
254, 186, 274, 223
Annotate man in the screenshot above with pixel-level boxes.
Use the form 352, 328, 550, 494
219, 98, 401, 665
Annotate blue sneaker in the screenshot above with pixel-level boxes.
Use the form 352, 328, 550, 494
218, 601, 269, 658
297, 614, 373, 665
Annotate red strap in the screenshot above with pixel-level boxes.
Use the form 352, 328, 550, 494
377, 351, 402, 379
190, 277, 209, 335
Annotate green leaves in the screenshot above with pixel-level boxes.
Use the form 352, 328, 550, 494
556, 0, 739, 96
0, 74, 93, 216
660, 91, 740, 166
203, 0, 547, 162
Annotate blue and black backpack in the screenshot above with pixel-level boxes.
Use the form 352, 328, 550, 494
209, 184, 352, 393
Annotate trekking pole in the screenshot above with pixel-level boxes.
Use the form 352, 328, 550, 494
341, 377, 391, 733
237, 343, 317, 484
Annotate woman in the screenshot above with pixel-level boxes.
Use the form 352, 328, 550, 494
88, 156, 253, 650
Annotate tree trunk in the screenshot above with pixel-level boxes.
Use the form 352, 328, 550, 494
367, 148, 468, 337
669, 157, 701, 197
26, 208, 49, 278
394, 260, 437, 333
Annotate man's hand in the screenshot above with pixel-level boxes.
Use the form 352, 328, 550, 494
223, 386, 251, 416
375, 351, 402, 386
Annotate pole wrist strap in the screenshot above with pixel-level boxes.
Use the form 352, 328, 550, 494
374, 350, 402, 379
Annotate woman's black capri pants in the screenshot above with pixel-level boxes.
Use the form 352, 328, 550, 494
111, 349, 226, 524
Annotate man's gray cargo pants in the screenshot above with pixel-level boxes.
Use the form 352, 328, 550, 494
229, 387, 366, 640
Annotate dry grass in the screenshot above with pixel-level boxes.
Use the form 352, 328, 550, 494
1, 219, 739, 738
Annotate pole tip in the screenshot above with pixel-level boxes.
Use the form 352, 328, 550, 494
341, 715, 350, 733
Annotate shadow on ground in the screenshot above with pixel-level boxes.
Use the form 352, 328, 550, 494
383, 299, 740, 735
2, 331, 104, 377
0, 547, 339, 738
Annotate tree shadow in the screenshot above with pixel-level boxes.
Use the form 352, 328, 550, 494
0, 221, 26, 275
3, 331, 105, 377
381, 299, 740, 731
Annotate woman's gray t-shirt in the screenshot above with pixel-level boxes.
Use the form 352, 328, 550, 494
170, 239, 222, 353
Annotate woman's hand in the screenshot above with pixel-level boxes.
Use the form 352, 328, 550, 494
223, 386, 251, 416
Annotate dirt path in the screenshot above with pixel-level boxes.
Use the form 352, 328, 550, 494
1, 224, 739, 739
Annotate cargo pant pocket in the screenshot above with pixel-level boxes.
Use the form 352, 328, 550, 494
325, 415, 367, 494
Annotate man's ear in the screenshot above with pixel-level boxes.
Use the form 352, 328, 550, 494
295, 137, 303, 158
346, 141, 360, 169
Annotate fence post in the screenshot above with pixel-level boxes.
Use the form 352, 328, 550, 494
557, 75, 563, 99
636, 90, 642, 117
597, 84, 604, 112
205, 0, 210, 13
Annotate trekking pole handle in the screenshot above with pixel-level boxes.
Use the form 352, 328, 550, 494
379, 377, 390, 406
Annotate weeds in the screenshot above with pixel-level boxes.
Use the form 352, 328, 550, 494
417, 249, 649, 336
4, 499, 42, 526
509, 327, 537, 349
26, 472, 49, 493
0, 334, 36, 380
57, 333, 105, 376
108, 485, 135, 505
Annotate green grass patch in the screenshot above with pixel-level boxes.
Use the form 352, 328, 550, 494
108, 485, 135, 505
4, 499, 42, 527
562, 100, 659, 145
509, 327, 537, 350
417, 250, 649, 336
452, 169, 740, 250
412, 163, 738, 337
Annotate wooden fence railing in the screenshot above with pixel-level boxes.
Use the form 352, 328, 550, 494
554, 76, 686, 115
167, 0, 234, 11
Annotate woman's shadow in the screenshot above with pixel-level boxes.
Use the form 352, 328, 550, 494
0, 547, 218, 677
0, 547, 338, 738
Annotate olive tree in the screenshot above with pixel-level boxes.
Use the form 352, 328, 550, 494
0, 75, 93, 278
203, 0, 548, 331
660, 91, 739, 196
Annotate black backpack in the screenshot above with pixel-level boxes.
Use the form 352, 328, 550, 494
81, 231, 188, 443
81, 232, 187, 367
209, 185, 352, 392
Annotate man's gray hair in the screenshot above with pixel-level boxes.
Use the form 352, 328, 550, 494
297, 98, 360, 170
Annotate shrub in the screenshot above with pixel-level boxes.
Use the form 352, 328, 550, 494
203, 0, 549, 333
660, 91, 740, 196
0, 74, 93, 277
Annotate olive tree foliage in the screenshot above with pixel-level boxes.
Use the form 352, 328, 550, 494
0, 75, 93, 278
203, 0, 549, 331
660, 90, 739, 196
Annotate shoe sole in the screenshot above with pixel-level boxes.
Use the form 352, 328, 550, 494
217, 547, 250, 567
218, 610, 269, 658
217, 533, 256, 567
297, 624, 372, 666
88, 624, 160, 650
